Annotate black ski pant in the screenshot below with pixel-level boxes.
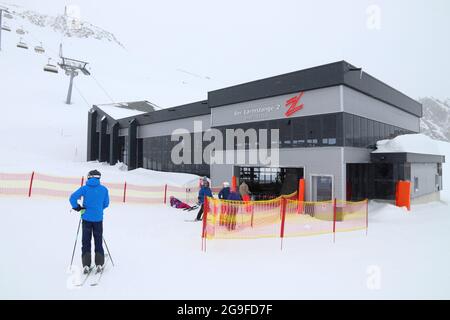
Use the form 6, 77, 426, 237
82, 220, 104, 258
195, 204, 204, 221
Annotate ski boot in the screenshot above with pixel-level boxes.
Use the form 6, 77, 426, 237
95, 265, 104, 274
83, 265, 91, 274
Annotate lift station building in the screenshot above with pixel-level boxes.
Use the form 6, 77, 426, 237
87, 61, 444, 203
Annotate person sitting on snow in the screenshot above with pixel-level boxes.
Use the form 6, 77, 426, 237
69, 170, 110, 274
170, 196, 193, 210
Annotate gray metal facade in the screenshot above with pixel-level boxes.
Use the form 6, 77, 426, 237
87, 60, 445, 201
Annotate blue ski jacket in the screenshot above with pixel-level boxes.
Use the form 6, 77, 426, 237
69, 178, 110, 222
218, 187, 231, 200
198, 186, 213, 204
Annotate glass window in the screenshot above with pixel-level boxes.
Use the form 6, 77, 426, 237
336, 113, 343, 146
414, 177, 419, 192
388, 125, 395, 139
368, 119, 374, 147
279, 119, 293, 148
384, 123, 390, 139
322, 114, 337, 145
307, 116, 321, 147
267, 121, 280, 149
353, 115, 361, 147
344, 113, 353, 146
360, 117, 368, 148
373, 121, 380, 143
292, 118, 306, 148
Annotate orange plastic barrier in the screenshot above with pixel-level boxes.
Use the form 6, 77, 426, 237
395, 180, 411, 211
0, 171, 200, 206
202, 195, 368, 250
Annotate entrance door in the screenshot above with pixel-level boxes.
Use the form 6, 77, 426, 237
312, 175, 333, 201
238, 167, 304, 200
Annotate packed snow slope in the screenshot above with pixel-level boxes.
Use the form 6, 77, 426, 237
0, 197, 450, 299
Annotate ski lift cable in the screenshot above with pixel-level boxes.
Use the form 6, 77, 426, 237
89, 72, 164, 111
19, 21, 165, 110
73, 83, 92, 108
89, 73, 118, 105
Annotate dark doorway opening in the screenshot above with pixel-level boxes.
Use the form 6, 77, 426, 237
239, 167, 304, 200
346, 163, 410, 201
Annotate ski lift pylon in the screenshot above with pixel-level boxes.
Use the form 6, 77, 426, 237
44, 58, 59, 74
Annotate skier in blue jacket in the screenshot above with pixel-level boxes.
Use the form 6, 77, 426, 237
195, 179, 213, 221
69, 170, 110, 273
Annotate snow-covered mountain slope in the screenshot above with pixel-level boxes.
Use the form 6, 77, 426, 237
0, 3, 202, 185
3, 3, 123, 47
419, 97, 450, 142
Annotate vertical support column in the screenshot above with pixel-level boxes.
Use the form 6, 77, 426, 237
99, 117, 108, 163
201, 196, 209, 252
280, 198, 287, 251
333, 198, 337, 243
28, 171, 35, 198
109, 122, 120, 165
163, 184, 168, 204
297, 178, 305, 214
87, 110, 99, 161
127, 119, 138, 170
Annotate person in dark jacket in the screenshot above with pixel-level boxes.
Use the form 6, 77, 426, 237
226, 188, 242, 230
218, 182, 231, 200
69, 170, 110, 273
195, 180, 213, 221
218, 182, 231, 226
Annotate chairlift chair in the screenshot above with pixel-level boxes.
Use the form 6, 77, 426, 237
1, 24, 11, 32
34, 42, 45, 54
44, 58, 58, 74
17, 38, 28, 50
16, 27, 25, 35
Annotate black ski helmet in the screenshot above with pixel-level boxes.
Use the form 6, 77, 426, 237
87, 170, 101, 179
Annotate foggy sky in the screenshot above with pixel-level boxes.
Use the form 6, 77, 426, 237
6, 0, 450, 101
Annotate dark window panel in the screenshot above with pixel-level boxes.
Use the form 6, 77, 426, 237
360, 117, 368, 148
344, 113, 353, 146
353, 115, 361, 147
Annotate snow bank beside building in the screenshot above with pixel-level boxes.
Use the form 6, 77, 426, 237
373, 134, 441, 155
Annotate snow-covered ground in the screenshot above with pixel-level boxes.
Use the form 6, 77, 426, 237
1, 197, 450, 299
1, 3, 450, 300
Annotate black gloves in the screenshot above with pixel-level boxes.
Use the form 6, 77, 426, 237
72, 205, 85, 212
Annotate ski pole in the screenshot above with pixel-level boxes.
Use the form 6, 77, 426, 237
69, 218, 82, 270
103, 237, 115, 267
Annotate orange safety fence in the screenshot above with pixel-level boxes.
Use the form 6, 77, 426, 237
201, 195, 368, 250
0, 171, 200, 206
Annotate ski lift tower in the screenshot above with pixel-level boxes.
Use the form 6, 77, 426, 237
0, 6, 11, 51
58, 55, 91, 104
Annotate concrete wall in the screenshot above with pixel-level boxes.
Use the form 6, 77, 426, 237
138, 114, 211, 138
410, 163, 441, 198
342, 86, 420, 132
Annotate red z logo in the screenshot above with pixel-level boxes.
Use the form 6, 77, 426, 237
285, 92, 304, 117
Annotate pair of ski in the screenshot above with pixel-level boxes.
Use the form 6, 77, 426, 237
182, 205, 199, 212
76, 254, 110, 287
